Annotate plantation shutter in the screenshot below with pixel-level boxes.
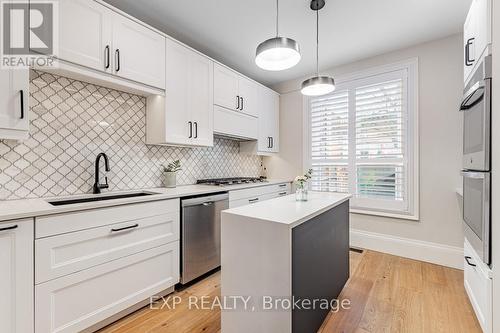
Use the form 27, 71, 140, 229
355, 79, 405, 202
310, 90, 349, 193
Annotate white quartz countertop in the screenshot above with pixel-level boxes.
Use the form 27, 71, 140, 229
223, 191, 351, 228
0, 179, 291, 222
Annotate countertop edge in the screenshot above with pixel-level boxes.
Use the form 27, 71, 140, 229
0, 179, 292, 223
222, 193, 352, 229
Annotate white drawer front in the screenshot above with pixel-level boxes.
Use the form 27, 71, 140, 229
35, 242, 179, 333
229, 183, 290, 201
464, 239, 492, 333
229, 190, 290, 208
35, 212, 179, 284
36, 199, 179, 238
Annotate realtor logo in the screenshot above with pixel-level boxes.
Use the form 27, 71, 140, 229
1, 0, 58, 68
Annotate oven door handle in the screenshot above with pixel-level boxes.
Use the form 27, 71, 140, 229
460, 82, 485, 111
461, 171, 486, 179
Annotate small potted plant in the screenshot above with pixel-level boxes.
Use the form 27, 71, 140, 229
162, 160, 181, 188
294, 169, 313, 201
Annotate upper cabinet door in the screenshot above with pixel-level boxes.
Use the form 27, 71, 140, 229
257, 88, 279, 153
238, 77, 259, 118
269, 91, 280, 153
112, 15, 166, 89
0, 68, 29, 140
189, 51, 214, 147
58, 0, 113, 72
214, 63, 239, 111
474, 0, 491, 60
163, 38, 192, 146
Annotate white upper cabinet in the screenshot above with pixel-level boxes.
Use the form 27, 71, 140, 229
214, 64, 240, 110
214, 63, 259, 117
0, 68, 29, 140
464, 0, 491, 83
112, 14, 166, 89
240, 86, 280, 154
146, 39, 213, 147
57, 0, 165, 90
58, 0, 113, 72
237, 77, 259, 118
0, 220, 34, 333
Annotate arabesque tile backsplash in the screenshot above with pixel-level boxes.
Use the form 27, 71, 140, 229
0, 70, 261, 200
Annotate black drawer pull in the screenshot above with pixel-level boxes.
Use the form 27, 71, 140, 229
465, 256, 476, 267
115, 49, 120, 72
19, 90, 24, 119
278, 191, 287, 196
0, 225, 18, 232
248, 198, 259, 203
104, 45, 110, 69
279, 184, 287, 188
111, 223, 139, 232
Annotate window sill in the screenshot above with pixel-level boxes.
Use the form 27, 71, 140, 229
350, 208, 419, 221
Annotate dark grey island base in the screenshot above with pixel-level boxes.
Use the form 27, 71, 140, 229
292, 200, 349, 333
221, 192, 351, 333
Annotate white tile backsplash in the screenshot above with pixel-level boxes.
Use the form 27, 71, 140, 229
0, 70, 261, 200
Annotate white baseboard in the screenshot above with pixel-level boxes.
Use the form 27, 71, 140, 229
350, 229, 464, 269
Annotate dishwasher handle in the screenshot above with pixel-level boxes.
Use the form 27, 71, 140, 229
182, 193, 229, 207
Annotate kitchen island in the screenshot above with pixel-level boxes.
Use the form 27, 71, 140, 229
221, 191, 351, 333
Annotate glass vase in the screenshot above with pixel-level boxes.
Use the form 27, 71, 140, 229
295, 187, 308, 201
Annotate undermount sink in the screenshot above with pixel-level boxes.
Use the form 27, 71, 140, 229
47, 192, 156, 206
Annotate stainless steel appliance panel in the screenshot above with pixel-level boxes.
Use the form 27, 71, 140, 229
462, 171, 490, 265
461, 55, 492, 171
181, 193, 228, 284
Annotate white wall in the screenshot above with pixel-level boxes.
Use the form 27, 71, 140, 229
265, 34, 465, 265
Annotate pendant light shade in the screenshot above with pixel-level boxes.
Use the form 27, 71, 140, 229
255, 37, 301, 71
301, 0, 335, 96
255, 0, 301, 71
301, 76, 335, 96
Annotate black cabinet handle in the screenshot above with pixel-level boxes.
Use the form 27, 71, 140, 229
111, 223, 139, 232
465, 256, 476, 267
0, 224, 18, 232
248, 198, 259, 203
270, 137, 274, 148
115, 49, 120, 72
279, 184, 287, 188
19, 90, 24, 119
188, 121, 193, 138
240, 96, 244, 110
105, 45, 110, 69
465, 38, 475, 67
194, 122, 198, 139
278, 191, 287, 196
236, 95, 240, 110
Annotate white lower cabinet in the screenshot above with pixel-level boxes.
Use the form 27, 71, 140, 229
34, 199, 180, 333
0, 219, 34, 333
464, 238, 492, 333
35, 242, 179, 333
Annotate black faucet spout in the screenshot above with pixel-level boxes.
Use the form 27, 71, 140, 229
93, 153, 110, 194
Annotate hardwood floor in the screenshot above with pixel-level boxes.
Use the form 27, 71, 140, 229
99, 250, 481, 333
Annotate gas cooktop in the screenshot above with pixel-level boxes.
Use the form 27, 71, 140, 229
196, 177, 267, 186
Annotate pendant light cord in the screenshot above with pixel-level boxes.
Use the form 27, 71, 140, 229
316, 8, 319, 76
276, 0, 279, 37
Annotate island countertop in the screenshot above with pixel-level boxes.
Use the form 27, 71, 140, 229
222, 191, 351, 228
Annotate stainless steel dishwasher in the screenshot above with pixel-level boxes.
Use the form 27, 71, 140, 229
180, 192, 229, 284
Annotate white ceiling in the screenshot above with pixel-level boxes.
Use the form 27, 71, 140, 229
103, 0, 471, 87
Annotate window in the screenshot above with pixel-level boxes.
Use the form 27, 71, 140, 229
305, 60, 418, 219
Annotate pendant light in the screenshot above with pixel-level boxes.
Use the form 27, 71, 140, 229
301, 0, 335, 96
255, 0, 301, 71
